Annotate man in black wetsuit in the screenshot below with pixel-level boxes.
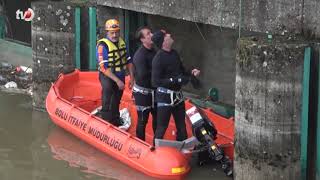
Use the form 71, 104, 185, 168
151, 30, 200, 141
132, 27, 157, 141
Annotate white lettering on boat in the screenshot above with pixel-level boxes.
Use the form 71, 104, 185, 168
88, 126, 123, 151
55, 108, 123, 151
55, 108, 87, 132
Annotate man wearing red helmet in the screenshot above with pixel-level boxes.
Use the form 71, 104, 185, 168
96, 19, 134, 126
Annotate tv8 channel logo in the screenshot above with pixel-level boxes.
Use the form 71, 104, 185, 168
16, 8, 35, 21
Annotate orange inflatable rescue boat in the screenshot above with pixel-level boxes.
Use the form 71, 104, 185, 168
46, 70, 234, 179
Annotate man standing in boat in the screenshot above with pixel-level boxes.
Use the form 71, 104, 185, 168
151, 30, 200, 141
132, 26, 157, 141
96, 19, 134, 126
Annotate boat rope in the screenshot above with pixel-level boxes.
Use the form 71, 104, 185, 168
194, 0, 225, 40
238, 0, 242, 39
194, 22, 206, 41
193, 0, 243, 41
219, 0, 225, 32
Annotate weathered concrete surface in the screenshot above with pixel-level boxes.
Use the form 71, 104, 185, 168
31, 1, 76, 109
94, 0, 320, 38
32, 82, 52, 111
235, 36, 308, 179
96, 6, 125, 40
148, 15, 242, 104
303, 0, 320, 39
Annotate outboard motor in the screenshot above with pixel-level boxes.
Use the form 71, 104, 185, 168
186, 106, 233, 176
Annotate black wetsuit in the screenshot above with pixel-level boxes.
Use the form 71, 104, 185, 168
152, 49, 190, 141
132, 45, 157, 141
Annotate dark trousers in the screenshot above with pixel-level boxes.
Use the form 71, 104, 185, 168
155, 102, 188, 141
136, 108, 157, 141
99, 72, 123, 126
133, 91, 157, 141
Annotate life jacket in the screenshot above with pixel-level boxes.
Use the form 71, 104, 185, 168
97, 37, 128, 72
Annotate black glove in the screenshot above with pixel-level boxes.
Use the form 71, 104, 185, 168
190, 75, 201, 89
170, 74, 190, 85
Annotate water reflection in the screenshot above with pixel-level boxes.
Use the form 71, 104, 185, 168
47, 127, 155, 180
0, 93, 33, 180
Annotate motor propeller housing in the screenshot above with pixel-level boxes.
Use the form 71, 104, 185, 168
186, 106, 233, 176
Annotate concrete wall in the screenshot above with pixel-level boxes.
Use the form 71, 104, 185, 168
235, 35, 308, 180
31, 1, 76, 109
147, 15, 238, 105
95, 0, 320, 38
303, 0, 320, 39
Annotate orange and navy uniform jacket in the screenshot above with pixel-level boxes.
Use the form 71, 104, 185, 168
96, 37, 132, 81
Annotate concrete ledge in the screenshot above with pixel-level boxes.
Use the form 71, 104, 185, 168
95, 0, 320, 38
0, 86, 32, 96
0, 39, 32, 66
96, 0, 238, 29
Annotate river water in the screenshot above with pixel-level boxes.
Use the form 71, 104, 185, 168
0, 92, 231, 180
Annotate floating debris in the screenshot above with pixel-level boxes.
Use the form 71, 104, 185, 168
0, 62, 12, 69
28, 88, 33, 96
4, 81, 17, 89
1, 62, 33, 91
17, 66, 33, 74
0, 75, 6, 85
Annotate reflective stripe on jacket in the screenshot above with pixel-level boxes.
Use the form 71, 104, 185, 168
97, 37, 129, 72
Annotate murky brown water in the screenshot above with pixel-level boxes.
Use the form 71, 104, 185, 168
0, 92, 231, 180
